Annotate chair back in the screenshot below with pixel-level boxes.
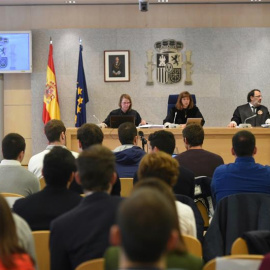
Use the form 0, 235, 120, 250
76, 258, 104, 270
39, 177, 46, 190
32, 230, 50, 270
196, 200, 210, 229
1, 193, 24, 208
119, 178, 133, 197
203, 255, 263, 270
231, 237, 249, 255
183, 234, 202, 257
167, 94, 196, 115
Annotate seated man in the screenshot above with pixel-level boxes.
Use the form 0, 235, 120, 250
28, 119, 78, 179
0, 133, 39, 196
110, 188, 179, 270
13, 147, 81, 230
212, 130, 270, 204
134, 130, 195, 198
175, 124, 224, 177
113, 122, 145, 178
138, 151, 197, 238
228, 89, 270, 127
50, 145, 123, 270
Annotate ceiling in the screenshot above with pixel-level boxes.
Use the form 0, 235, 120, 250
0, 0, 269, 5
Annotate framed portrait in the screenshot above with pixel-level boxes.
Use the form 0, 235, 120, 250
104, 50, 130, 82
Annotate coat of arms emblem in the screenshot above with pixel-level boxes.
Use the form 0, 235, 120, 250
155, 39, 183, 84
145, 39, 193, 86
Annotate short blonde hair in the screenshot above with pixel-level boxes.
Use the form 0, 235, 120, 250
138, 152, 179, 187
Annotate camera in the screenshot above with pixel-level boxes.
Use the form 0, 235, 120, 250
139, 0, 149, 12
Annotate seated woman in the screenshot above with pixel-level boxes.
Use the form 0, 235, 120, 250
104, 178, 203, 270
0, 194, 34, 270
163, 91, 205, 127
101, 94, 146, 127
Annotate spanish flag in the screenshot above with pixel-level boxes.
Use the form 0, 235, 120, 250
42, 40, 61, 124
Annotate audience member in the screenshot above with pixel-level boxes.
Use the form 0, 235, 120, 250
113, 122, 145, 178
110, 188, 180, 270
50, 145, 123, 270
175, 124, 224, 177
28, 119, 78, 179
105, 178, 203, 270
13, 147, 81, 230
101, 94, 146, 127
0, 194, 35, 269
0, 133, 39, 196
147, 130, 195, 198
74, 123, 120, 196
138, 151, 197, 237
212, 130, 270, 204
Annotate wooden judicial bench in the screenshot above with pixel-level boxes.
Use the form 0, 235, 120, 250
66, 127, 270, 165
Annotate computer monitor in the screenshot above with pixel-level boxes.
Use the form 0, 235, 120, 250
110, 115, 135, 128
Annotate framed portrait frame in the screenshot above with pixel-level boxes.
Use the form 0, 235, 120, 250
104, 50, 130, 82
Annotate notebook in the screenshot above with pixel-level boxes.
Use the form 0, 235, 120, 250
110, 115, 135, 128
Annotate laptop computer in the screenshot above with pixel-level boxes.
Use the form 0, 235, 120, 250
110, 115, 135, 128
186, 118, 203, 126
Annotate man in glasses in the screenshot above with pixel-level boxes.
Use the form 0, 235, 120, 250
228, 89, 270, 127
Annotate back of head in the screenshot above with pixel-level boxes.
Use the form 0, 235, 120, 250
247, 89, 260, 102
133, 178, 186, 253
148, 130, 175, 155
117, 187, 175, 263
118, 122, 137, 145
182, 124, 204, 147
77, 123, 104, 150
232, 130, 255, 157
76, 144, 115, 191
2, 133, 25, 160
138, 152, 179, 187
43, 147, 76, 187
0, 194, 25, 268
44, 119, 66, 143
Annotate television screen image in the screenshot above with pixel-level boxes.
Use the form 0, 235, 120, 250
0, 31, 32, 73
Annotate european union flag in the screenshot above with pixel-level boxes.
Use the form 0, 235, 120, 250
75, 44, 89, 127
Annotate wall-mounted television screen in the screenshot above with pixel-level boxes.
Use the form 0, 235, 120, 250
0, 31, 32, 73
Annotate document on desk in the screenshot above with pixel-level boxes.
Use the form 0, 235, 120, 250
138, 124, 164, 129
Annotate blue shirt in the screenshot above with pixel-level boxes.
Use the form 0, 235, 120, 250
212, 156, 270, 204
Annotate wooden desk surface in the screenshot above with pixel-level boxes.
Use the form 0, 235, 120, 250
66, 127, 270, 165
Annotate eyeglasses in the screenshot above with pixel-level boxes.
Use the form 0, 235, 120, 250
254, 95, 262, 98
122, 102, 131, 105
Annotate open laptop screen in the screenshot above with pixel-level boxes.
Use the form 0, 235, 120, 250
110, 115, 135, 128
186, 118, 202, 126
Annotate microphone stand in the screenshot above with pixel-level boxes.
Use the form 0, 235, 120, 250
138, 131, 147, 152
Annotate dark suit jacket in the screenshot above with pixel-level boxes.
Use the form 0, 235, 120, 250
231, 103, 270, 126
50, 192, 123, 270
133, 166, 195, 199
203, 193, 270, 262
13, 185, 81, 231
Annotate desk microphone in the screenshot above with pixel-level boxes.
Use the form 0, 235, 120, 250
93, 115, 100, 123
239, 114, 257, 128
138, 131, 147, 151
173, 112, 177, 124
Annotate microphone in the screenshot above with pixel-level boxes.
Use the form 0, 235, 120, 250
244, 114, 257, 124
138, 131, 147, 151
239, 114, 257, 128
93, 115, 100, 123
173, 112, 177, 124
